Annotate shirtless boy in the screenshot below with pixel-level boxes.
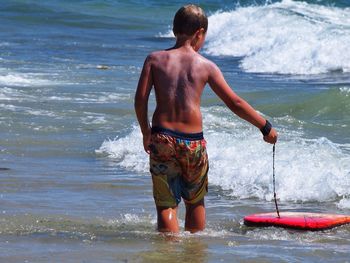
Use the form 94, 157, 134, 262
134, 4, 277, 233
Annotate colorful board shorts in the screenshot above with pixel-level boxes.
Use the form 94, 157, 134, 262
149, 126, 209, 207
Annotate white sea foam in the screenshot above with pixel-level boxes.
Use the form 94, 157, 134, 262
157, 27, 174, 38
0, 72, 58, 87
339, 87, 350, 96
0, 87, 29, 101
47, 92, 130, 103
205, 0, 350, 74
0, 42, 10, 47
246, 227, 326, 243
97, 106, 350, 208
337, 198, 350, 209
0, 103, 56, 117
107, 213, 157, 226
104, 213, 233, 237
0, 86, 130, 105
81, 113, 107, 125
159, 0, 350, 75
96, 125, 149, 172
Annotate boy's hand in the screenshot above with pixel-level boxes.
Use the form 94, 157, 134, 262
143, 132, 152, 154
263, 128, 278, 144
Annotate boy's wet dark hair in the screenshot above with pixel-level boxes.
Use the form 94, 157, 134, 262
173, 4, 208, 36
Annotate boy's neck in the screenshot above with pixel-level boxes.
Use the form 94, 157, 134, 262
174, 35, 195, 50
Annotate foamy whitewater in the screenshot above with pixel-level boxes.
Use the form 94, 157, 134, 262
97, 106, 350, 208
161, 0, 350, 75
0, 72, 58, 87
208, 0, 350, 74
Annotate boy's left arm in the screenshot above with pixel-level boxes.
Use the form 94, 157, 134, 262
207, 62, 277, 144
134, 55, 153, 154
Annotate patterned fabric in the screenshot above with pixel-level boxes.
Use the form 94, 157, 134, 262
149, 129, 209, 207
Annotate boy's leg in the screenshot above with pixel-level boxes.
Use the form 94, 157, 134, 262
156, 206, 179, 233
185, 198, 205, 233
149, 133, 182, 233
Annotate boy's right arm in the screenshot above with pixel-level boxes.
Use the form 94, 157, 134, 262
134, 55, 154, 153
207, 62, 277, 144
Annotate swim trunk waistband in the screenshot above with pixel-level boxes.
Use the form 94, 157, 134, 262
151, 126, 204, 141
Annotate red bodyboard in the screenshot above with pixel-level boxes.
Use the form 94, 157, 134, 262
244, 212, 350, 230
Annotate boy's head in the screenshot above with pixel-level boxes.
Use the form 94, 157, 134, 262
173, 4, 208, 37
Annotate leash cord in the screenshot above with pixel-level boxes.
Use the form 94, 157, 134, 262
273, 143, 280, 218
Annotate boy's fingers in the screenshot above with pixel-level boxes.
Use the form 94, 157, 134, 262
144, 144, 151, 154
263, 135, 277, 144
263, 128, 278, 144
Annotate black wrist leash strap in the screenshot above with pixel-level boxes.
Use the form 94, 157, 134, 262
273, 143, 281, 218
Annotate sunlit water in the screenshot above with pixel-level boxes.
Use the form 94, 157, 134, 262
0, 0, 349, 262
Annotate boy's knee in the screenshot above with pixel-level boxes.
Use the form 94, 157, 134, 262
185, 198, 206, 233
157, 206, 179, 233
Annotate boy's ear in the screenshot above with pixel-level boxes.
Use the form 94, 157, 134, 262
199, 28, 206, 35
191, 28, 206, 51
197, 28, 206, 40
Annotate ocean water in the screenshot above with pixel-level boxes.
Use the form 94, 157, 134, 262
1, 0, 350, 262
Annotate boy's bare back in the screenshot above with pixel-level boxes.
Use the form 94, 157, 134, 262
136, 41, 277, 143
148, 46, 211, 133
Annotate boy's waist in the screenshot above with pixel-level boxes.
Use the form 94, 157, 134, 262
151, 126, 204, 141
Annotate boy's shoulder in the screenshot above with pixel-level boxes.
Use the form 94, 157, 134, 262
145, 49, 217, 70
143, 50, 166, 67
145, 50, 167, 61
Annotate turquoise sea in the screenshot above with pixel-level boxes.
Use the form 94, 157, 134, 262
1, 0, 350, 262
